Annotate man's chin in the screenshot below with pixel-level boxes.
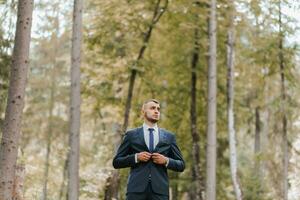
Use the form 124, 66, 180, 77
149, 118, 159, 123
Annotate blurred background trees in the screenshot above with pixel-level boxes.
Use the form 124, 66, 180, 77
0, 0, 299, 199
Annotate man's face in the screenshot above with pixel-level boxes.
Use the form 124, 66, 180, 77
142, 101, 160, 123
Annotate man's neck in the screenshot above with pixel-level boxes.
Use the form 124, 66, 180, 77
144, 120, 157, 128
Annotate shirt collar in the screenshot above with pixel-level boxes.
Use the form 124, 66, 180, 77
143, 122, 158, 132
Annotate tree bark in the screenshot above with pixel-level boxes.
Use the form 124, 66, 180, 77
59, 157, 68, 200
104, 170, 120, 200
278, 2, 288, 200
226, 9, 243, 199
0, 0, 34, 199
106, 1, 169, 199
67, 0, 83, 199
42, 65, 55, 200
42, 14, 59, 200
205, 0, 217, 199
12, 164, 25, 200
171, 172, 178, 200
190, 10, 203, 200
254, 106, 261, 175
254, 107, 261, 154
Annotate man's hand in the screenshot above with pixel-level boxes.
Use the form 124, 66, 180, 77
137, 152, 152, 162
152, 153, 167, 165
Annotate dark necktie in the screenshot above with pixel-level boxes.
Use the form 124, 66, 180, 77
148, 128, 154, 152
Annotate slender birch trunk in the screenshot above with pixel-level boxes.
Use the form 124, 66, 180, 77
226, 9, 243, 199
206, 0, 217, 199
0, 0, 34, 199
67, 0, 82, 199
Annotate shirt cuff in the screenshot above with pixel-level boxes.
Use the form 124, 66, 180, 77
165, 157, 169, 167
135, 153, 139, 163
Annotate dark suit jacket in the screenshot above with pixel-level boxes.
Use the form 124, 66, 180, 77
112, 126, 185, 196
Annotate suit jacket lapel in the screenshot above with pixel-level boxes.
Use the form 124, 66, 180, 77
138, 126, 149, 151
154, 128, 163, 151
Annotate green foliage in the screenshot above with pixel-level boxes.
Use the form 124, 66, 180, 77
82, 0, 300, 199
0, 30, 11, 121
242, 173, 271, 200
0, 1, 15, 126
0, 0, 298, 199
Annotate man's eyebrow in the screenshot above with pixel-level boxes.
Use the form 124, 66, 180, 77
150, 105, 160, 109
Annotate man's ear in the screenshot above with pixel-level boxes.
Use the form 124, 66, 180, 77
140, 109, 145, 119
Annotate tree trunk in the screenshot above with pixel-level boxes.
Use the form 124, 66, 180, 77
105, 123, 122, 200
106, 1, 169, 199
205, 0, 217, 199
171, 172, 178, 200
226, 10, 243, 200
67, 0, 82, 199
278, 2, 288, 200
12, 164, 25, 200
190, 13, 203, 200
42, 14, 59, 200
121, 0, 169, 133
59, 157, 68, 200
104, 170, 120, 200
261, 89, 270, 176
42, 67, 55, 200
254, 106, 261, 175
254, 107, 261, 154
0, 0, 34, 199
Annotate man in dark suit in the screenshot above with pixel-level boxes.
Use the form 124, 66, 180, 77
113, 99, 185, 200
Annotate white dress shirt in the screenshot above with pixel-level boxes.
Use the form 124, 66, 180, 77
143, 123, 159, 150
135, 123, 169, 167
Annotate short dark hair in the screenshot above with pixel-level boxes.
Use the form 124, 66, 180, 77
142, 99, 160, 110
143, 99, 159, 105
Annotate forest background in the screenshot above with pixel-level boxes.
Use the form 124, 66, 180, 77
0, 0, 300, 199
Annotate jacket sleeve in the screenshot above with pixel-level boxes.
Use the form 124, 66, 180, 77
166, 134, 185, 172
112, 132, 137, 169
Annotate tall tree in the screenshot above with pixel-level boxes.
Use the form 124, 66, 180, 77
189, 2, 203, 200
226, 2, 243, 199
121, 0, 169, 133
67, 0, 82, 199
39, 5, 62, 198
19, 1, 71, 196
278, 1, 288, 200
206, 0, 217, 199
105, 1, 169, 199
0, 0, 34, 199
12, 164, 25, 200
254, 107, 261, 166
42, 67, 55, 200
